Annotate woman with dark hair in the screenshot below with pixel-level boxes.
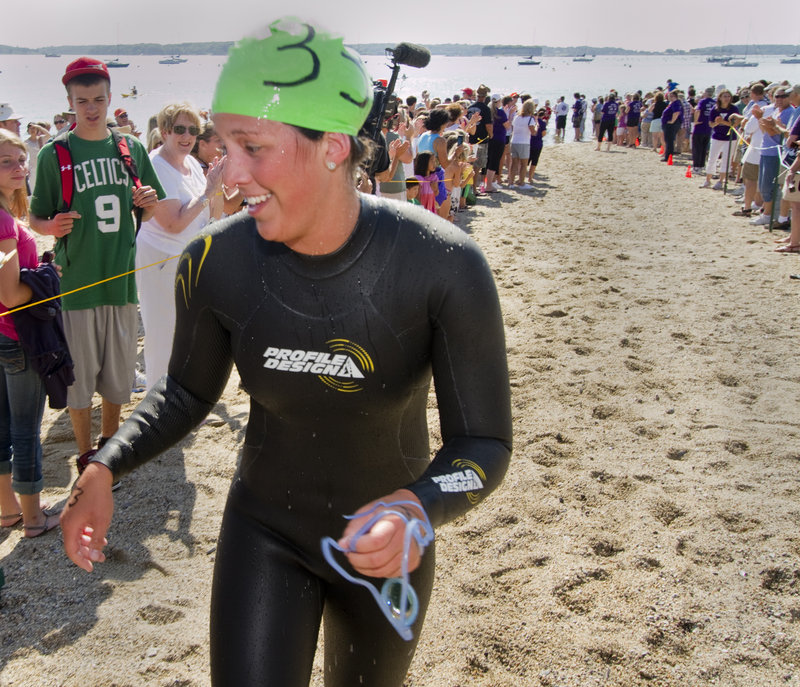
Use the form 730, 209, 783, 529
660, 90, 683, 162
417, 107, 463, 218
701, 90, 738, 190
485, 94, 512, 192
61, 18, 511, 686
649, 92, 666, 153
596, 93, 619, 152
626, 92, 642, 147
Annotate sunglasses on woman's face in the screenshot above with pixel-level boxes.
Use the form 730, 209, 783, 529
172, 125, 200, 136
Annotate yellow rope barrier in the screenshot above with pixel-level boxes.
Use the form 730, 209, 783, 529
0, 253, 179, 318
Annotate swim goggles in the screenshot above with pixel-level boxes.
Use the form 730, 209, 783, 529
321, 500, 434, 641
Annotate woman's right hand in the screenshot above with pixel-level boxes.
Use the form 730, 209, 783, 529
61, 462, 114, 573
205, 156, 226, 197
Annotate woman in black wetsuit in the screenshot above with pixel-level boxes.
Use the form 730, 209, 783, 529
61, 18, 512, 687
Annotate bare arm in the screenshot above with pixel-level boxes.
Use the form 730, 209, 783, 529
0, 238, 33, 308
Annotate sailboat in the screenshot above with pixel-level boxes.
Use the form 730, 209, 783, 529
106, 58, 129, 68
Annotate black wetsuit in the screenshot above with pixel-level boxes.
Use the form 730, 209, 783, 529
93, 194, 512, 686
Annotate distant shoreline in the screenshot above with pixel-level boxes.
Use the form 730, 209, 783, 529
1, 42, 799, 58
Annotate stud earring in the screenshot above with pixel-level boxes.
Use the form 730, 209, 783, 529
327, 161, 336, 171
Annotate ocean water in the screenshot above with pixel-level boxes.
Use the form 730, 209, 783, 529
2, 53, 800, 145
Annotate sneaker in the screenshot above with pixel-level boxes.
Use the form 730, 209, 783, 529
750, 214, 770, 226
699, 180, 711, 188
507, 183, 517, 188
712, 181, 723, 190
773, 220, 791, 230
518, 184, 534, 190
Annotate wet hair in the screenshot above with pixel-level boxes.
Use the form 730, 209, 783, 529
0, 130, 29, 219
293, 126, 375, 182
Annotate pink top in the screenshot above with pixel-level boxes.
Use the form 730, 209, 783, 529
0, 209, 39, 341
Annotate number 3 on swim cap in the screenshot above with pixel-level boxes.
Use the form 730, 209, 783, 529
212, 17, 374, 136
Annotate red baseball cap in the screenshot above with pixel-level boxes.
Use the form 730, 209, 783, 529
462, 87, 474, 97
62, 57, 110, 86
114, 108, 127, 117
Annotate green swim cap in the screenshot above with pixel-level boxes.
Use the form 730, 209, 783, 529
212, 18, 373, 136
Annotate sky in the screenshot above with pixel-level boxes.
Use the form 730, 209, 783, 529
1, 0, 794, 53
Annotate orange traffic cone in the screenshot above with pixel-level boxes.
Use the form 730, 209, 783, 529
667, 154, 673, 166
659, 145, 664, 155
685, 165, 692, 178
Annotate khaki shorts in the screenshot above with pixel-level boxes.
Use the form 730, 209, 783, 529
64, 304, 138, 408
742, 161, 759, 182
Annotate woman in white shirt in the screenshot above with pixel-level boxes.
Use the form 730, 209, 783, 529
508, 99, 537, 189
135, 102, 224, 390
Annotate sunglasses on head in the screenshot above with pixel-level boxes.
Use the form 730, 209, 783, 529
172, 125, 200, 136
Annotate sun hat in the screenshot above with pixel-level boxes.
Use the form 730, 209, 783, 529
212, 17, 373, 136
62, 57, 110, 86
0, 103, 21, 122
476, 84, 490, 97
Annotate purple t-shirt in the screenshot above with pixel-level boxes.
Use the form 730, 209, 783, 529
601, 101, 619, 121
626, 100, 642, 126
492, 108, 507, 143
710, 105, 738, 141
530, 117, 546, 148
0, 210, 39, 341
661, 100, 683, 127
694, 97, 716, 136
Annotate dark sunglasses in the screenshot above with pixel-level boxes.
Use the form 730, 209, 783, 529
775, 94, 789, 99
54, 119, 65, 124
172, 125, 200, 136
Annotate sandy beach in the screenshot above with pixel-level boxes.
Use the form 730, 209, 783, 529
2, 141, 799, 687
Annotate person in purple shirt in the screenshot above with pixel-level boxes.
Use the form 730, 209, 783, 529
596, 93, 619, 152
660, 90, 683, 162
626, 93, 642, 148
701, 90, 740, 189
485, 94, 511, 192
527, 110, 547, 183
692, 86, 716, 174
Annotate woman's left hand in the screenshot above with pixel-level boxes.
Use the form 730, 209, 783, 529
338, 488, 427, 579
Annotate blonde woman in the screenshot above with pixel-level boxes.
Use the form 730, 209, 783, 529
0, 130, 59, 537
135, 102, 225, 390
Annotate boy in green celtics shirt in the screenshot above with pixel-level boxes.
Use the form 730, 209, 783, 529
30, 58, 165, 473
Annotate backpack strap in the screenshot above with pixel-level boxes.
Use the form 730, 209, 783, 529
110, 130, 144, 236
53, 130, 74, 213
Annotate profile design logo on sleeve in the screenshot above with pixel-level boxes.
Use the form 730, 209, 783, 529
262, 338, 374, 392
431, 459, 486, 504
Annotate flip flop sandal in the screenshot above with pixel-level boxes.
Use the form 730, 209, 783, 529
774, 244, 800, 254
0, 513, 22, 528
24, 513, 60, 539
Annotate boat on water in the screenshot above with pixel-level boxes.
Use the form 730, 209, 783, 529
781, 55, 800, 64
706, 55, 732, 63
518, 58, 541, 66
44, 52, 60, 58
721, 59, 758, 68
105, 58, 129, 68
573, 55, 594, 62
159, 55, 188, 65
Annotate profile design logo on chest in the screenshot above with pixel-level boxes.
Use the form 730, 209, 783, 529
262, 339, 374, 392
